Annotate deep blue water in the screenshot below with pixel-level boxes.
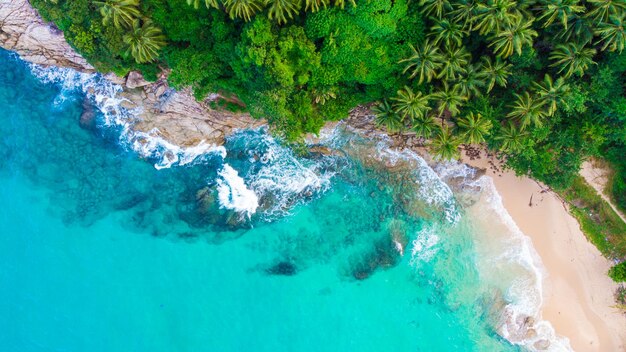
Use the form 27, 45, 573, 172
0, 48, 525, 351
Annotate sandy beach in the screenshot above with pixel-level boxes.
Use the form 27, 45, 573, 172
464, 153, 626, 352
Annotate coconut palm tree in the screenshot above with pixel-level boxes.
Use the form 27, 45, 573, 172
95, 0, 141, 29
450, 0, 477, 30
392, 86, 431, 122
497, 122, 528, 153
507, 91, 547, 128
431, 125, 461, 160
401, 40, 444, 84
267, 0, 301, 24
223, 0, 265, 21
533, 74, 570, 115
304, 0, 329, 12
586, 0, 626, 24
549, 42, 596, 78
537, 0, 585, 30
123, 19, 166, 63
473, 0, 520, 35
412, 115, 441, 139
431, 82, 467, 118
429, 19, 467, 48
489, 16, 538, 58
456, 112, 492, 144
594, 13, 626, 52
437, 45, 471, 81
557, 16, 595, 45
454, 63, 484, 98
479, 56, 512, 93
419, 0, 453, 19
373, 100, 404, 132
186, 0, 220, 9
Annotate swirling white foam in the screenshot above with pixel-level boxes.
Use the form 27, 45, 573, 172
409, 226, 440, 265
227, 130, 336, 219
27, 63, 225, 169
217, 164, 259, 216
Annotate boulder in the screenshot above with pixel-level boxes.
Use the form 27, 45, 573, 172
125, 71, 151, 89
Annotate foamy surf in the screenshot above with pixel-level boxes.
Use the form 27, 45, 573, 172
27, 63, 225, 169
217, 164, 259, 216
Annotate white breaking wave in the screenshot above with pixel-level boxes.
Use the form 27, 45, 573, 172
227, 130, 336, 219
27, 64, 225, 169
216, 164, 259, 216
409, 226, 440, 264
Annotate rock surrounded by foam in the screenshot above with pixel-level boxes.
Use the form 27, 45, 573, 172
217, 164, 259, 216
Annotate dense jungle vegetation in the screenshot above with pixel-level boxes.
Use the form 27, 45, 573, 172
32, 0, 626, 271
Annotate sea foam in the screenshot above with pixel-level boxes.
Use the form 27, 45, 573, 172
217, 164, 259, 216
27, 63, 225, 170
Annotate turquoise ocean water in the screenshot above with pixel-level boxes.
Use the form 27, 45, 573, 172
0, 48, 562, 351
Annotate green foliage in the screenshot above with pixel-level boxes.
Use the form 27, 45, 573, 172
609, 262, 626, 282
123, 19, 167, 63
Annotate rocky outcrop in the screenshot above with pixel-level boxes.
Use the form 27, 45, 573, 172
120, 76, 265, 147
0, 0, 94, 72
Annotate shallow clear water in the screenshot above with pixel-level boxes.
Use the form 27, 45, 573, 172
0, 49, 528, 351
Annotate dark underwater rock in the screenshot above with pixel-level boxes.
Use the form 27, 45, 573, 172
266, 261, 297, 276
79, 97, 97, 131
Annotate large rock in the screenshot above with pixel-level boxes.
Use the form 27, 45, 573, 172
0, 0, 94, 72
125, 71, 151, 89
121, 85, 266, 147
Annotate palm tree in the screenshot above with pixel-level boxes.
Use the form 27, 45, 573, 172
450, 0, 477, 30
586, 0, 626, 23
373, 100, 404, 132
478, 56, 512, 93
437, 45, 471, 81
311, 87, 336, 105
431, 83, 467, 118
489, 16, 538, 58
507, 92, 547, 128
537, 0, 585, 30
430, 126, 461, 160
412, 115, 441, 139
549, 42, 596, 78
123, 19, 166, 63
594, 13, 626, 52
533, 74, 570, 115
473, 0, 520, 35
456, 112, 492, 144
429, 19, 467, 48
454, 63, 484, 98
223, 0, 264, 21
267, 0, 301, 24
392, 86, 431, 122
497, 122, 528, 153
95, 0, 141, 29
186, 0, 220, 9
419, 0, 453, 19
304, 0, 329, 12
400, 40, 444, 84
557, 16, 595, 45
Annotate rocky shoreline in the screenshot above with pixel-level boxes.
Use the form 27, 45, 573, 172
0, 0, 264, 148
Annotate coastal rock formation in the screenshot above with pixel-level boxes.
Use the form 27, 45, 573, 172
121, 80, 265, 147
0, 0, 94, 72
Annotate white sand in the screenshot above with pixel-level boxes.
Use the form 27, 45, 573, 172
464, 155, 626, 352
